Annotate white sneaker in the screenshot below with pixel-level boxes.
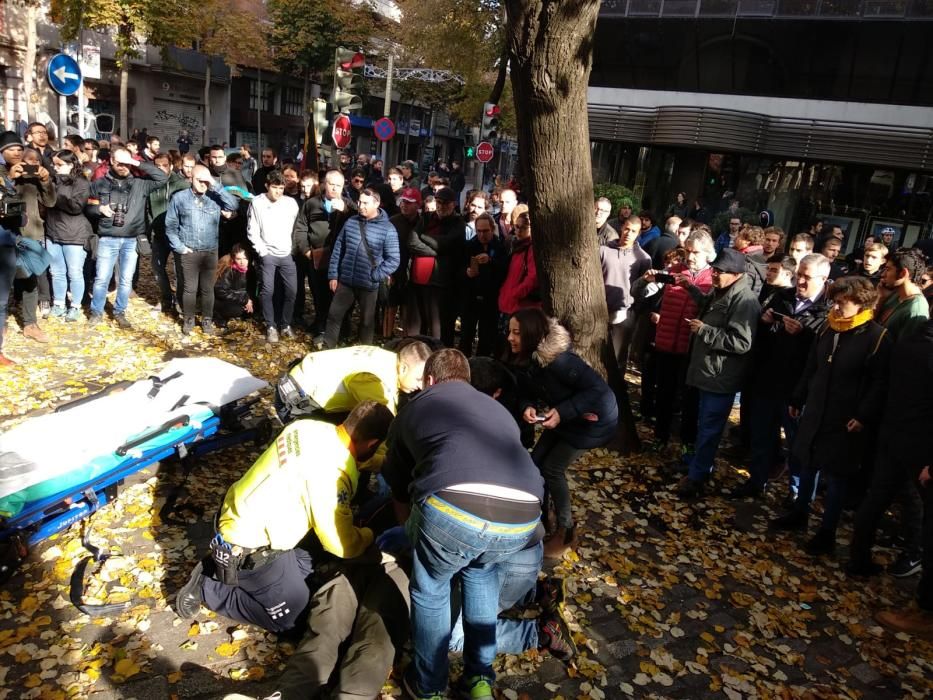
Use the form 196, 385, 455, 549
223, 693, 281, 700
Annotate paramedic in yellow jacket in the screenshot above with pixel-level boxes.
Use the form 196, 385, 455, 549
276, 341, 431, 419
174, 400, 394, 632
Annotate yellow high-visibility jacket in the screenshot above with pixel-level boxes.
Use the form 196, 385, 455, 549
217, 419, 373, 558
288, 346, 400, 414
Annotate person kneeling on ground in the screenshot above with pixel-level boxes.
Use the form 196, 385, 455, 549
174, 400, 394, 632
276, 340, 430, 424
212, 243, 254, 327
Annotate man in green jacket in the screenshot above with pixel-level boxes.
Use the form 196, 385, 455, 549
877, 249, 929, 342
675, 247, 761, 498
147, 153, 191, 314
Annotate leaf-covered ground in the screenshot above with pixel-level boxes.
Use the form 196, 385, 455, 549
0, 267, 931, 699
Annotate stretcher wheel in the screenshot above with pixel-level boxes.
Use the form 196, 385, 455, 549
0, 533, 29, 585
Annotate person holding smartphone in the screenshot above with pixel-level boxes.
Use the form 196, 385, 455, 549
0, 133, 56, 345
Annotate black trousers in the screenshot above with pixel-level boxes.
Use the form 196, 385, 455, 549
324, 284, 377, 348
174, 248, 217, 321
653, 351, 698, 446
405, 284, 442, 341
200, 548, 314, 633
307, 257, 333, 332
849, 447, 924, 565
459, 294, 498, 357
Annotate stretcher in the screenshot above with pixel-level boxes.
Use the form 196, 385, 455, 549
0, 358, 274, 606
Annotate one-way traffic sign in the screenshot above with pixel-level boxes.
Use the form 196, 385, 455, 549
47, 54, 82, 96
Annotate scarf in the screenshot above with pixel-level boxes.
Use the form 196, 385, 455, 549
231, 261, 248, 274
827, 307, 873, 332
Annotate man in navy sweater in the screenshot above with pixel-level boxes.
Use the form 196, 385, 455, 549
383, 349, 544, 700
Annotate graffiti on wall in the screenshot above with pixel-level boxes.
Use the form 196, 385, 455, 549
154, 109, 200, 132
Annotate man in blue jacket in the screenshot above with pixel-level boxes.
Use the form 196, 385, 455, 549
323, 188, 399, 348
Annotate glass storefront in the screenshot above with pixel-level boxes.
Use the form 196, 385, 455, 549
592, 140, 933, 250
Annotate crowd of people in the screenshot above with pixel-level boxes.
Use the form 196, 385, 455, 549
3, 122, 933, 696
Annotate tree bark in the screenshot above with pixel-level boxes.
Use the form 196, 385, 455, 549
23, 3, 37, 123
505, 0, 603, 363
203, 59, 212, 145
505, 0, 639, 454
119, 65, 129, 138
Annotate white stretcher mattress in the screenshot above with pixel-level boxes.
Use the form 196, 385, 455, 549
0, 357, 267, 500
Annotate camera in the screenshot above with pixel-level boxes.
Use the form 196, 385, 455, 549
0, 189, 25, 228
655, 273, 677, 284
111, 202, 128, 228
21, 164, 38, 177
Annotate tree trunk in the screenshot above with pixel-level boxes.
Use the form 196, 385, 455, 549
119, 65, 129, 138
203, 59, 212, 146
23, 3, 37, 123
506, 0, 639, 454
505, 0, 603, 362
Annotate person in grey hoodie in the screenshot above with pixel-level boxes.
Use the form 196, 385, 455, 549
248, 169, 300, 343
600, 215, 651, 368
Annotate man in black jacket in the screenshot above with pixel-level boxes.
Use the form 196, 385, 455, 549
732, 253, 831, 499
89, 147, 167, 327
292, 169, 355, 339
644, 215, 682, 269
459, 213, 505, 357
383, 349, 544, 700
849, 318, 932, 598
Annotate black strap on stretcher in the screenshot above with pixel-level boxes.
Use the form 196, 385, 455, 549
69, 488, 133, 616
68, 413, 194, 615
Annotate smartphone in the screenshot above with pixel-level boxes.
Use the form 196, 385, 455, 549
655, 273, 676, 284
535, 414, 548, 422
770, 311, 787, 320
21, 164, 38, 176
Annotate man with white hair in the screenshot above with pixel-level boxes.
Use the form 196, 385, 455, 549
733, 254, 832, 500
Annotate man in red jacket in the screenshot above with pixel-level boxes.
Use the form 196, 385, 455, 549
646, 229, 716, 456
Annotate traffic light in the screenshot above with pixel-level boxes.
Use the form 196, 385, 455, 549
481, 102, 500, 141
332, 47, 365, 113
464, 145, 476, 159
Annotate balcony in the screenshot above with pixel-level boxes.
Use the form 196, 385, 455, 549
599, 0, 933, 17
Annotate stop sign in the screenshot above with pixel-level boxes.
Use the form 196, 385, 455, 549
476, 141, 494, 163
332, 113, 352, 149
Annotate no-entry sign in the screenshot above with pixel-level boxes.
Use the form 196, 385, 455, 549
332, 113, 352, 149
476, 141, 494, 163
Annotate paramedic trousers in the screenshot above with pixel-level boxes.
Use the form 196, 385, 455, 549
200, 548, 314, 633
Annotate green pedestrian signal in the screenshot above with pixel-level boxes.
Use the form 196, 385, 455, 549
465, 145, 476, 159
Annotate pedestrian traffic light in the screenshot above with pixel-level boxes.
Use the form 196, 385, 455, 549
464, 145, 476, 159
332, 48, 365, 114
481, 102, 500, 141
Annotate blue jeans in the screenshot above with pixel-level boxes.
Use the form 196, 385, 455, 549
47, 240, 87, 308
91, 236, 138, 315
407, 496, 538, 693
687, 390, 736, 482
0, 245, 15, 350
449, 542, 543, 653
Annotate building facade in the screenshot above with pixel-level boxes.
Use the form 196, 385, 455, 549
589, 0, 933, 249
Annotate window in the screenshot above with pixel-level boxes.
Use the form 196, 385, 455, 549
249, 80, 272, 112
283, 87, 304, 117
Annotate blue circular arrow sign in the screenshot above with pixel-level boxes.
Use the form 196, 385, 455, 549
47, 54, 83, 97
373, 117, 396, 142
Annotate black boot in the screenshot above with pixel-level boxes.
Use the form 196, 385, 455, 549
804, 529, 836, 556
769, 509, 807, 532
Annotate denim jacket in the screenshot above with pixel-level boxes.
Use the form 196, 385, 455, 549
164, 185, 238, 253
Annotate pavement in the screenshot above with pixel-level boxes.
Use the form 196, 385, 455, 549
0, 276, 931, 699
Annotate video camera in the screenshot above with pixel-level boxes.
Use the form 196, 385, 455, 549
0, 188, 25, 229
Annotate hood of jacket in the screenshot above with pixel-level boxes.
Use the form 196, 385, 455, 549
533, 318, 572, 366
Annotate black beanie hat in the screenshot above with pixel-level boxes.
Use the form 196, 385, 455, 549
0, 131, 23, 153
